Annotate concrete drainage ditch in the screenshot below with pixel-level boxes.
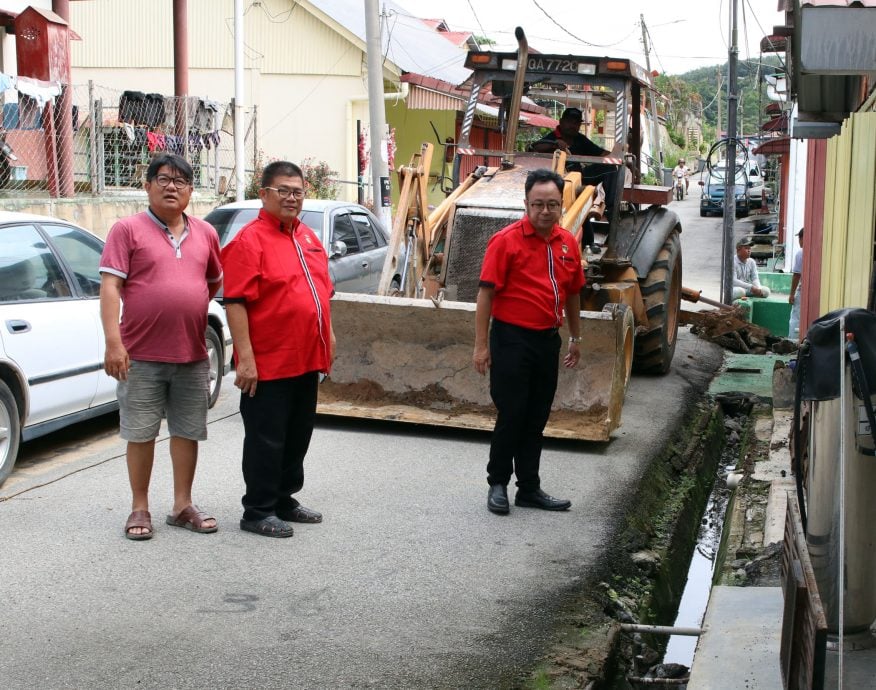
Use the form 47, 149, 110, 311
523, 391, 766, 688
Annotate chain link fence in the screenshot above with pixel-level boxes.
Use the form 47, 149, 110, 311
1, 82, 256, 197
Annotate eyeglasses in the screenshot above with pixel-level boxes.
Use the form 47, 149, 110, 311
529, 201, 562, 212
263, 186, 305, 199
153, 174, 192, 189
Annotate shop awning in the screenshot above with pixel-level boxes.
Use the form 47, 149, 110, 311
753, 137, 790, 156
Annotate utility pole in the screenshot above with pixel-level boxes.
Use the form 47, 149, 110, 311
233, 0, 245, 200
721, 0, 739, 305
364, 0, 392, 229
640, 15, 661, 168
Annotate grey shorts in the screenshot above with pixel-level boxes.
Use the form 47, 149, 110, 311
117, 359, 209, 442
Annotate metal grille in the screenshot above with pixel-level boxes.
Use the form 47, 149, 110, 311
444, 207, 522, 302
781, 492, 827, 690
0, 82, 255, 198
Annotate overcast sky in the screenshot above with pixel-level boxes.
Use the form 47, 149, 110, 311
410, 0, 784, 75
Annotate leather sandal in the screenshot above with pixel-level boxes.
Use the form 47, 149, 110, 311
165, 505, 218, 533
239, 515, 295, 538
125, 510, 154, 541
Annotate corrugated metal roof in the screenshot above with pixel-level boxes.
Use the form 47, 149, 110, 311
308, 0, 471, 85
802, 1, 876, 6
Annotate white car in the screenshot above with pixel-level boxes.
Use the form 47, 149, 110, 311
744, 159, 765, 208
0, 212, 233, 485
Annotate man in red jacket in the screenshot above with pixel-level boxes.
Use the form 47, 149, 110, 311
473, 169, 583, 515
221, 161, 336, 538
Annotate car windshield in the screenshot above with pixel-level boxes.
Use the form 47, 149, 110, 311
205, 207, 324, 246
710, 167, 747, 185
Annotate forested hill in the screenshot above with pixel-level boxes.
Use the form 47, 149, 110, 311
657, 56, 783, 139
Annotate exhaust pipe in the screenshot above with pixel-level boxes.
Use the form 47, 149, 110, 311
502, 27, 528, 167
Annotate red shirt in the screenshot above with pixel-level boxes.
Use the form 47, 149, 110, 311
99, 210, 223, 363
221, 209, 333, 380
479, 217, 584, 330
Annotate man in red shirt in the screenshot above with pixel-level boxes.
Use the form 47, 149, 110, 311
221, 161, 336, 538
100, 153, 223, 540
473, 169, 583, 515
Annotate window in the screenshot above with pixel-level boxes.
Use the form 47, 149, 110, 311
331, 214, 360, 255
0, 224, 69, 302
42, 224, 104, 297
351, 213, 382, 251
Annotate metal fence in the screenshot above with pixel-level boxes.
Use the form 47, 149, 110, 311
0, 82, 256, 197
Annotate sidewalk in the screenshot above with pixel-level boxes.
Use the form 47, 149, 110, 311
689, 353, 876, 688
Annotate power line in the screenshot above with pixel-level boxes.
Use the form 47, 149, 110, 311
465, 0, 487, 38
530, 0, 636, 49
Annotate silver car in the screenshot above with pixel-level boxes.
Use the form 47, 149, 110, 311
204, 199, 402, 293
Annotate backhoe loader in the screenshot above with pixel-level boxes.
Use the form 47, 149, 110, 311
319, 28, 682, 441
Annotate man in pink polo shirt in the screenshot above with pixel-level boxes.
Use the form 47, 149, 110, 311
99, 154, 223, 541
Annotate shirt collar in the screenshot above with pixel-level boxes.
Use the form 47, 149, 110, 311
147, 207, 189, 232
258, 207, 300, 235
521, 215, 561, 242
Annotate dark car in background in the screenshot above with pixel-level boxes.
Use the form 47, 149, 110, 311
205, 199, 402, 294
699, 165, 751, 218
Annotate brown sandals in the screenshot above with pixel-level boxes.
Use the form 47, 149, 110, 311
124, 510, 154, 541
165, 505, 218, 533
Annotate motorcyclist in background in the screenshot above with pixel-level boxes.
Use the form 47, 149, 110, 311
673, 159, 689, 192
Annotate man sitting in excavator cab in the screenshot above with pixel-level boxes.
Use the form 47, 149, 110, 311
529, 107, 616, 249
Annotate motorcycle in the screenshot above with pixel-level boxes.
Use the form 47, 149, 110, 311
0, 130, 19, 188
674, 173, 685, 201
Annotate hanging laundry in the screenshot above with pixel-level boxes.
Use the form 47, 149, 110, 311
144, 93, 166, 128
16, 76, 61, 106
188, 130, 204, 154
119, 90, 146, 124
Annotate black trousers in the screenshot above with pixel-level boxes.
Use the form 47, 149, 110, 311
240, 372, 319, 521
487, 319, 561, 492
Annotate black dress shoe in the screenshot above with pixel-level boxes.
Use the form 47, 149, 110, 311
514, 488, 571, 511
487, 485, 510, 514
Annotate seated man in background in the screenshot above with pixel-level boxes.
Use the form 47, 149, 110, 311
530, 107, 615, 249
529, 107, 608, 159
732, 237, 771, 300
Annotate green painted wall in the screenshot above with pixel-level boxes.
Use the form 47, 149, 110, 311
386, 100, 458, 210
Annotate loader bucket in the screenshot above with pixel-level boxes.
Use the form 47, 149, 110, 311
319, 293, 635, 442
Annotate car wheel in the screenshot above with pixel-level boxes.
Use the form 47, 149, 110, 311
206, 326, 223, 409
389, 276, 402, 296
0, 380, 21, 485
700, 209, 707, 217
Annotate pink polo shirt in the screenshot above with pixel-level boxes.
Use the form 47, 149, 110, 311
100, 210, 223, 363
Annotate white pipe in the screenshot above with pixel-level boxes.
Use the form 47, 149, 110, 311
233, 0, 246, 201
838, 316, 846, 688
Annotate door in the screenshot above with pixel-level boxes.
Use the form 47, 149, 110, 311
0, 223, 100, 426
40, 222, 116, 408
328, 211, 370, 293
349, 211, 388, 294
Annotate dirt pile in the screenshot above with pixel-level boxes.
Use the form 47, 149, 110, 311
681, 308, 798, 355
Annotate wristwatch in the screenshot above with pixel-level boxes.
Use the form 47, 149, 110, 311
569, 336, 582, 344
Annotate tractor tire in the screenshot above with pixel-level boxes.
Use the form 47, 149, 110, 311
633, 230, 682, 375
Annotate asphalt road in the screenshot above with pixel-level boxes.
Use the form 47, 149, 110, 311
0, 192, 733, 689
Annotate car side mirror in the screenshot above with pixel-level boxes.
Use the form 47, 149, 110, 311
748, 181, 754, 188
330, 240, 348, 258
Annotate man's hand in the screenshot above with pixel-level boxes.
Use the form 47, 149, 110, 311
473, 345, 491, 376
789, 294, 795, 304
563, 341, 581, 368
752, 286, 767, 297
234, 355, 258, 397
104, 342, 130, 381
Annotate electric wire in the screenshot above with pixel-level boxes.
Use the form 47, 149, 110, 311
465, 0, 488, 39
530, 0, 637, 49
